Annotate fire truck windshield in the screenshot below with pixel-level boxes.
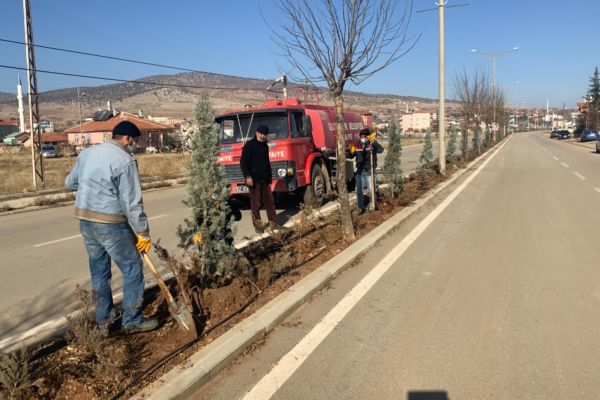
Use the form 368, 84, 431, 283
218, 112, 289, 143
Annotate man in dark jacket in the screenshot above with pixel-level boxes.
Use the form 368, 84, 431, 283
348, 128, 384, 213
240, 124, 278, 233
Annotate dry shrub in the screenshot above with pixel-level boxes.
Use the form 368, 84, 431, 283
64, 287, 113, 366
0, 347, 30, 399
63, 286, 145, 397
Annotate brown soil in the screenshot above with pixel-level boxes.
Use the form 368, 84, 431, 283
0, 147, 493, 400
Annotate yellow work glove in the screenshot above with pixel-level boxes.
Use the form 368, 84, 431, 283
136, 234, 151, 253
348, 144, 356, 154
368, 132, 376, 142
193, 232, 202, 245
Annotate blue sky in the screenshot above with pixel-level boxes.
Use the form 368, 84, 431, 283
1, 0, 598, 109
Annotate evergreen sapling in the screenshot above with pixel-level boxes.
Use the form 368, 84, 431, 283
446, 125, 457, 160
177, 93, 237, 281
382, 121, 403, 197
461, 128, 469, 160
419, 128, 434, 165
472, 127, 481, 154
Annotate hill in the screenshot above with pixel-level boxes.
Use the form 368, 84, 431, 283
0, 72, 444, 130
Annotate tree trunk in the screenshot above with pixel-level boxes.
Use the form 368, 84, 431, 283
334, 94, 355, 240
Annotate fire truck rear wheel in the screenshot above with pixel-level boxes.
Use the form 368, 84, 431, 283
304, 164, 327, 206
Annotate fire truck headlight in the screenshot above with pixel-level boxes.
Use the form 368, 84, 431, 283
277, 168, 287, 178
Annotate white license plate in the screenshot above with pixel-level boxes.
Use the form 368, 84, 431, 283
236, 184, 249, 193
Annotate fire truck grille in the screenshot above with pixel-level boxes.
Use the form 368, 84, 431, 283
224, 161, 289, 182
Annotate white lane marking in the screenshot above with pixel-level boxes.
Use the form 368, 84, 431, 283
241, 138, 509, 400
561, 162, 569, 168
573, 172, 586, 180
34, 234, 82, 247
33, 214, 167, 247
594, 188, 600, 194
552, 156, 559, 161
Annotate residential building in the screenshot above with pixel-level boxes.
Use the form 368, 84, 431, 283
41, 132, 69, 146
400, 112, 431, 134
0, 119, 19, 140
65, 111, 174, 151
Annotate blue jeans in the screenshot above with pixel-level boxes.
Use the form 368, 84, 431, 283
355, 171, 373, 211
79, 220, 145, 328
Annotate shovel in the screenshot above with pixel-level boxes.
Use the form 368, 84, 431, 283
141, 252, 198, 336
369, 142, 377, 211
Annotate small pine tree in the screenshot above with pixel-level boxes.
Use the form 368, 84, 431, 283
461, 128, 469, 160
446, 125, 457, 160
472, 127, 481, 155
382, 121, 403, 196
419, 128, 434, 165
177, 93, 236, 280
484, 128, 492, 148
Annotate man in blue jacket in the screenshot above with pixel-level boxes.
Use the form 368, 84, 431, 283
65, 120, 158, 334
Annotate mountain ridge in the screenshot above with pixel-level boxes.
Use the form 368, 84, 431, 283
0, 71, 444, 129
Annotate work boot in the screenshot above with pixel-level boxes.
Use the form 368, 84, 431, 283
123, 317, 159, 334
254, 223, 265, 234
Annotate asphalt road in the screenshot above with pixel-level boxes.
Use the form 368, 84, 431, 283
191, 131, 600, 400
0, 139, 442, 342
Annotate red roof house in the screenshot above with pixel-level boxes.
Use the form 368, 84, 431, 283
65, 111, 173, 149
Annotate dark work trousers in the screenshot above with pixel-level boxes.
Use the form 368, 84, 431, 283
250, 182, 278, 228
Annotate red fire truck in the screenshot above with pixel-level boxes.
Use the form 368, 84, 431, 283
215, 95, 367, 204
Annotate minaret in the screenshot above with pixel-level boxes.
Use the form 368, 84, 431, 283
17, 73, 25, 132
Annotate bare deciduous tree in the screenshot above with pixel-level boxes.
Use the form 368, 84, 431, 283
454, 69, 490, 131
273, 0, 418, 240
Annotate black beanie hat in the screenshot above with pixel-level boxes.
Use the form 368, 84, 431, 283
256, 124, 269, 135
359, 128, 370, 136
113, 120, 141, 137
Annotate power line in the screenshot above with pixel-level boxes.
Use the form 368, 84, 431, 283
0, 64, 276, 92
0, 37, 205, 74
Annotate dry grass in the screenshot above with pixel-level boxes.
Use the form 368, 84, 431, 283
0, 150, 189, 196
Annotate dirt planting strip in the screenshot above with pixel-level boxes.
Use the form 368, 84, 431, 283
132, 141, 508, 400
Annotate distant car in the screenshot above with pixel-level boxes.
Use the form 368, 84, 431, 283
146, 146, 159, 154
580, 129, 599, 142
550, 130, 559, 138
41, 144, 58, 158
128, 145, 145, 154
557, 130, 571, 140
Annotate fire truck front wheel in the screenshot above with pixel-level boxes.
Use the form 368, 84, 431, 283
303, 164, 328, 206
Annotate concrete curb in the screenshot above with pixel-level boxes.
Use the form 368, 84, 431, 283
0, 177, 188, 216
132, 139, 510, 400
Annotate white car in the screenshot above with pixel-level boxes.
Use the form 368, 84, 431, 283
145, 146, 159, 154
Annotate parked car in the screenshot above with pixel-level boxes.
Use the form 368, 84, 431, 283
550, 130, 560, 139
128, 145, 145, 154
580, 129, 599, 142
145, 146, 159, 154
41, 144, 58, 158
557, 130, 571, 140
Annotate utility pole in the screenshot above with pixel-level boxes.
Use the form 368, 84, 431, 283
23, 0, 44, 189
437, 1, 446, 174
418, 1, 467, 175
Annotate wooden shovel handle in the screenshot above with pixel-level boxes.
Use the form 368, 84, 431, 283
141, 252, 176, 304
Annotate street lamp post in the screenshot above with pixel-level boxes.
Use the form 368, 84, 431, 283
471, 47, 519, 137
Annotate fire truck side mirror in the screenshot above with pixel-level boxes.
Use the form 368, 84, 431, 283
302, 114, 313, 137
